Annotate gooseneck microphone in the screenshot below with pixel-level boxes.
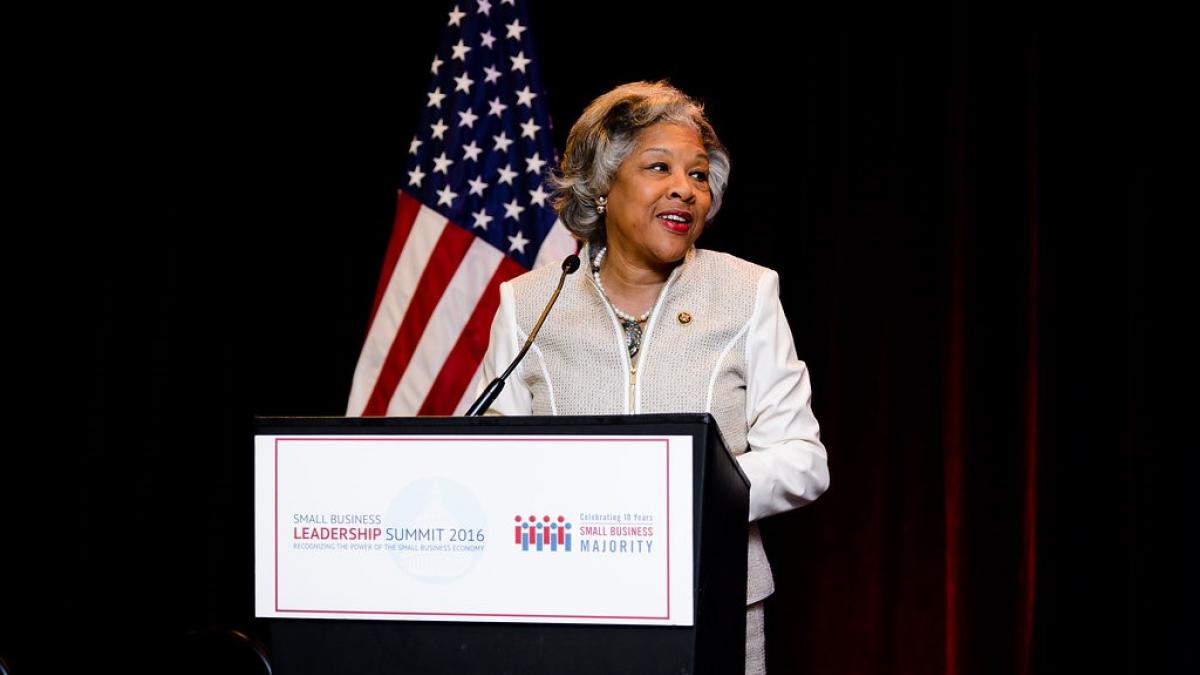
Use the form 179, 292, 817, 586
465, 253, 581, 416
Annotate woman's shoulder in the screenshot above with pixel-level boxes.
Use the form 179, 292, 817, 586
692, 248, 775, 284
502, 258, 576, 300
683, 249, 777, 319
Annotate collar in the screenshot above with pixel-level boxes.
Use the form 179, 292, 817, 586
579, 242, 698, 286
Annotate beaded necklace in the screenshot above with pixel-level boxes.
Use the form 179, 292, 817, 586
591, 246, 651, 358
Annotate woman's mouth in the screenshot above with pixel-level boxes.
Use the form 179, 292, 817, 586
657, 211, 692, 233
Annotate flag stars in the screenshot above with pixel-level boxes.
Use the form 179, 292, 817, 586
409, 136, 423, 154
447, 6, 466, 26
492, 131, 514, 153
457, 108, 479, 128
430, 56, 444, 75
515, 85, 537, 107
510, 51, 531, 73
528, 184, 550, 207
504, 199, 526, 221
462, 140, 483, 161
437, 185, 459, 207
507, 230, 530, 253
525, 152, 547, 175
505, 19, 526, 40
430, 119, 449, 140
497, 164, 517, 185
453, 72, 475, 93
475, 0, 492, 16
472, 208, 493, 230
479, 30, 496, 48
483, 65, 502, 84
467, 175, 488, 196
432, 152, 455, 174
451, 39, 472, 61
407, 165, 426, 187
488, 97, 508, 117
520, 118, 541, 139
427, 87, 447, 108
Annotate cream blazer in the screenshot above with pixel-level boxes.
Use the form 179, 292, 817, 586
479, 245, 829, 603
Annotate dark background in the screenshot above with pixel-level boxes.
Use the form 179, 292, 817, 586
6, 2, 1192, 674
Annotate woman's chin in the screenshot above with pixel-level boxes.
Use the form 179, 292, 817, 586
646, 241, 693, 267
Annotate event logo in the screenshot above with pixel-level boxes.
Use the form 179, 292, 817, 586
514, 514, 572, 552
384, 478, 487, 582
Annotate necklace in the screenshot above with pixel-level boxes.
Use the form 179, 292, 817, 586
591, 246, 650, 358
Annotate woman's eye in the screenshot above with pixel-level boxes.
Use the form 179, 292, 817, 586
645, 163, 706, 181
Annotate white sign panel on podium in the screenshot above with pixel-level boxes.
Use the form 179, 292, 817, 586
254, 434, 695, 626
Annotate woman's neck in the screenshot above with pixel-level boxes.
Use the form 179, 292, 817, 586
596, 243, 676, 315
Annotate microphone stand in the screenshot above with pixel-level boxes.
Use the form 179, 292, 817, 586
465, 254, 580, 416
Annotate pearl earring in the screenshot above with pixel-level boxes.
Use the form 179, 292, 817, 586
596, 195, 607, 214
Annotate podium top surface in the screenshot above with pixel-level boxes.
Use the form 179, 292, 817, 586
255, 413, 717, 434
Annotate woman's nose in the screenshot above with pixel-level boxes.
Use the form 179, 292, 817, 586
668, 170, 695, 202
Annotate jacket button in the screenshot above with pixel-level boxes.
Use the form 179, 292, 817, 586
677, 311, 693, 325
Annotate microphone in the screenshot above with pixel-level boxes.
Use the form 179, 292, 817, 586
465, 254, 581, 416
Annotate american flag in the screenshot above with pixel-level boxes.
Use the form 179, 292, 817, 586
346, 0, 575, 416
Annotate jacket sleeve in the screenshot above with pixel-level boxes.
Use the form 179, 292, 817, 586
475, 281, 534, 415
737, 270, 830, 521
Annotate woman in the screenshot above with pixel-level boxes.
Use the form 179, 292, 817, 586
479, 81, 829, 674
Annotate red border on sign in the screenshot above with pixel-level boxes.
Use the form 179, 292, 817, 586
272, 436, 680, 621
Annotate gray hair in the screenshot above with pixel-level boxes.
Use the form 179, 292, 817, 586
549, 81, 730, 246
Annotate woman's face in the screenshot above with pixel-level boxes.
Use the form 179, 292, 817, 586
604, 122, 713, 271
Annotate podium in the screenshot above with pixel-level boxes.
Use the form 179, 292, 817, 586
254, 413, 749, 675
